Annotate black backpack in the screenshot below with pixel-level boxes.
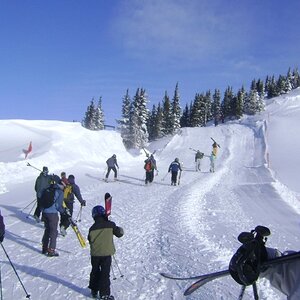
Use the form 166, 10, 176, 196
39, 185, 56, 209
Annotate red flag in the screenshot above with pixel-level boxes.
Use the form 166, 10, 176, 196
23, 141, 32, 159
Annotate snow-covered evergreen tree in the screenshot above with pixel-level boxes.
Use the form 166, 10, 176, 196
180, 103, 190, 127
171, 82, 181, 133
162, 91, 173, 135
82, 98, 97, 130
221, 86, 234, 120
94, 97, 105, 130
212, 89, 221, 126
117, 89, 132, 148
235, 86, 245, 119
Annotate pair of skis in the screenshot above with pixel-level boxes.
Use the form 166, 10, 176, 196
161, 251, 300, 296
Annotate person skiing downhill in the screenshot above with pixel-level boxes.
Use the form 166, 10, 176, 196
34, 166, 52, 222
105, 155, 119, 182
88, 205, 124, 299
144, 154, 157, 184
168, 158, 182, 186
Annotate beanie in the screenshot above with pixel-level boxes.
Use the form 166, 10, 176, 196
105, 192, 111, 200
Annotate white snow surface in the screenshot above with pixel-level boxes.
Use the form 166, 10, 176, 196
0, 89, 300, 300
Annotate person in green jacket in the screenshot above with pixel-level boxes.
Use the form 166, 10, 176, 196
88, 205, 124, 300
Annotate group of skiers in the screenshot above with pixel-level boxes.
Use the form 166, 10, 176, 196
33, 167, 86, 256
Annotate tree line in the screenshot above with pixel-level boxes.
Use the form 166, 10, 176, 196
82, 67, 300, 149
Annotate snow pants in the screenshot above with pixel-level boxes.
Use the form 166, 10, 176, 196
195, 159, 201, 171
105, 167, 117, 179
171, 171, 178, 185
89, 256, 112, 297
42, 212, 59, 250
60, 200, 74, 229
145, 170, 154, 184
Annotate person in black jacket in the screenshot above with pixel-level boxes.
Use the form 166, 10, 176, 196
59, 174, 86, 236
88, 205, 124, 300
0, 210, 5, 243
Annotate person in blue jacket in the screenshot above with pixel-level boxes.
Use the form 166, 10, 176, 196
168, 158, 182, 186
41, 176, 65, 257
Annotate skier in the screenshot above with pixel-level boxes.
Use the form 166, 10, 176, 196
260, 247, 300, 299
195, 150, 204, 172
33, 166, 52, 222
59, 174, 86, 237
168, 158, 182, 186
88, 205, 124, 299
60, 171, 69, 186
144, 154, 157, 184
41, 176, 65, 256
209, 152, 216, 172
105, 154, 119, 182
0, 209, 5, 243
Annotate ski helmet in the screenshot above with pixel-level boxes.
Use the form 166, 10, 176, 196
92, 205, 106, 219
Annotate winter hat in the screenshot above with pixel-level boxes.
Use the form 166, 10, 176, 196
42, 166, 48, 172
105, 192, 111, 200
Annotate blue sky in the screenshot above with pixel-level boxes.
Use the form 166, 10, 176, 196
1, 0, 299, 125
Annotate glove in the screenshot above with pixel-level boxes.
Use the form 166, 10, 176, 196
0, 234, 4, 243
81, 200, 86, 206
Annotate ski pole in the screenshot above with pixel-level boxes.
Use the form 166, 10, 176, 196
21, 199, 36, 212
76, 206, 82, 222
111, 264, 117, 280
237, 285, 246, 300
161, 172, 169, 181
0, 243, 31, 298
25, 201, 37, 219
113, 255, 124, 278
26, 162, 42, 172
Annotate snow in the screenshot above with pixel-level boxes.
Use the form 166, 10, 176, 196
0, 89, 300, 300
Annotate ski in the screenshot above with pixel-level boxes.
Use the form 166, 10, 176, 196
210, 137, 220, 148
68, 216, 87, 248
105, 194, 112, 217
160, 269, 229, 281
182, 251, 300, 296
184, 270, 230, 295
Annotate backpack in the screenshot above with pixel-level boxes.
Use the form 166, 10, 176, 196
144, 161, 152, 172
39, 186, 56, 209
63, 184, 73, 201
196, 152, 204, 159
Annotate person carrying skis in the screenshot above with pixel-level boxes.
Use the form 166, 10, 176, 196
168, 158, 182, 186
212, 141, 218, 156
0, 209, 5, 243
260, 247, 300, 299
59, 174, 86, 236
144, 154, 157, 184
105, 154, 119, 182
195, 150, 204, 172
41, 175, 65, 256
88, 205, 124, 299
34, 166, 52, 222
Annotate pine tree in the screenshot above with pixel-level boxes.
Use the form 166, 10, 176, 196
180, 103, 190, 127
82, 98, 97, 130
212, 89, 221, 126
118, 89, 132, 148
94, 97, 105, 130
221, 86, 234, 120
162, 91, 173, 135
235, 86, 245, 119
171, 82, 181, 133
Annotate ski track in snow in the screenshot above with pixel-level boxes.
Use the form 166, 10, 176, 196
1, 91, 300, 299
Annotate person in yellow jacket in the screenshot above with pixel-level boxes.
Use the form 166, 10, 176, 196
88, 205, 124, 300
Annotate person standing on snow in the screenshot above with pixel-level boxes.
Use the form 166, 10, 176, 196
59, 174, 86, 236
88, 205, 124, 300
0, 210, 5, 243
41, 176, 65, 257
105, 154, 119, 182
34, 166, 52, 222
209, 151, 217, 172
195, 150, 204, 172
144, 154, 158, 184
168, 158, 182, 186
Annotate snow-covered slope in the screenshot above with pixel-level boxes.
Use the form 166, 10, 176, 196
0, 89, 299, 300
